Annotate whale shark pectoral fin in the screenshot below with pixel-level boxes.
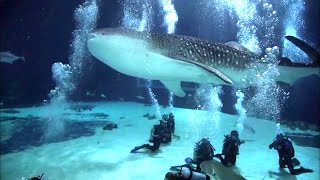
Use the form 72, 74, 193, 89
160, 80, 186, 97
207, 65, 234, 84
166, 52, 233, 85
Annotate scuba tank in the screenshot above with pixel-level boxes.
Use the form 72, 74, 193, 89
193, 137, 215, 164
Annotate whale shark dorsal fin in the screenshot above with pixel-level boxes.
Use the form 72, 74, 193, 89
166, 52, 234, 85
160, 80, 185, 97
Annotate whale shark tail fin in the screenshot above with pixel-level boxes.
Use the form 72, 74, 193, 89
285, 36, 320, 65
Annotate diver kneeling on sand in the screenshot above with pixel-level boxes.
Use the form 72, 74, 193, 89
269, 133, 313, 175
165, 137, 215, 180
161, 112, 177, 143
130, 120, 170, 153
214, 130, 244, 167
190, 137, 215, 172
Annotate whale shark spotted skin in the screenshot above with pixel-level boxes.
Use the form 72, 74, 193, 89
87, 28, 319, 97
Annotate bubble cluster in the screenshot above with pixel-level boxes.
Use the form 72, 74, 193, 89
282, 0, 308, 63
276, 122, 283, 135
226, 0, 262, 54
122, 0, 154, 31
259, 1, 279, 52
147, 80, 162, 118
49, 63, 74, 103
48, 0, 99, 103
159, 0, 178, 34
70, 0, 99, 78
195, 85, 223, 129
44, 0, 99, 142
168, 91, 174, 112
183, 85, 223, 156
245, 46, 289, 120
234, 90, 246, 132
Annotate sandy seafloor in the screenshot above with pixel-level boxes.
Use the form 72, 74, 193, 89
0, 101, 319, 180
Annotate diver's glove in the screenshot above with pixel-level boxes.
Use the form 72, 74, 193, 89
269, 144, 273, 149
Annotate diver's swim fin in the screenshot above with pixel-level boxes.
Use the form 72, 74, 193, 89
172, 134, 181, 140
130, 146, 142, 153
294, 166, 314, 175
300, 167, 313, 173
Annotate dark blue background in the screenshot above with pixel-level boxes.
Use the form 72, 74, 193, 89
0, 0, 319, 125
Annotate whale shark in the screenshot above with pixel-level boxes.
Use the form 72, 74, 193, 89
87, 28, 319, 97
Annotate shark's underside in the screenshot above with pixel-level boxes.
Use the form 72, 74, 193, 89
87, 28, 319, 97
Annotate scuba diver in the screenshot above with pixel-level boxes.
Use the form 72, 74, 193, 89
192, 137, 215, 172
214, 130, 244, 166
22, 173, 44, 180
130, 120, 170, 153
269, 133, 313, 175
167, 112, 175, 134
161, 112, 176, 143
171, 137, 215, 173
164, 166, 213, 180
165, 137, 215, 180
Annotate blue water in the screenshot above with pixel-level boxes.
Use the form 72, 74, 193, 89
0, 0, 319, 179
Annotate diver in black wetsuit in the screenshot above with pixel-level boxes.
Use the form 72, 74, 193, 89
269, 133, 313, 175
24, 173, 44, 180
214, 130, 244, 166
167, 137, 215, 180
131, 120, 170, 153
161, 113, 176, 143
188, 137, 215, 172
167, 113, 175, 134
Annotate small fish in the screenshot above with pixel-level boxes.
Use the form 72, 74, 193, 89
135, 95, 145, 100
86, 91, 95, 96
235, 123, 256, 134
0, 51, 25, 64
